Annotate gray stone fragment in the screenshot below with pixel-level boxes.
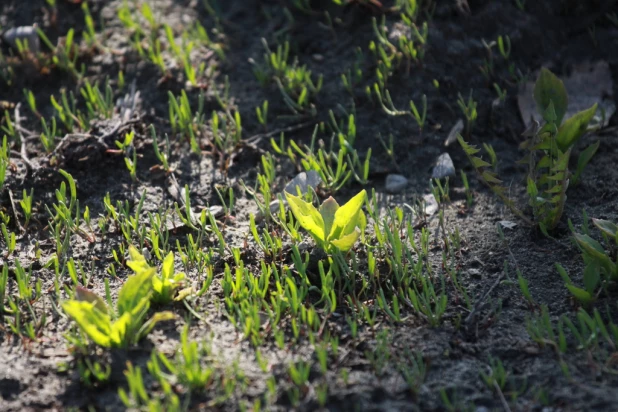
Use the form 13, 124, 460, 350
432, 153, 455, 179
254, 199, 284, 223
499, 220, 517, 230
3, 26, 40, 53
284, 171, 322, 195
444, 119, 464, 147
422, 193, 439, 216
385, 174, 408, 193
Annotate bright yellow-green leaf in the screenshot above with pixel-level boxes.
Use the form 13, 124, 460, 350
285, 192, 325, 242
138, 311, 176, 339
153, 251, 186, 303
129, 295, 151, 321
109, 312, 132, 347
61, 300, 112, 347
152, 276, 163, 295
117, 267, 155, 316
128, 244, 145, 262
330, 228, 361, 252
329, 190, 366, 241
127, 245, 150, 273
320, 197, 339, 239
174, 287, 193, 301
287, 190, 366, 253
153, 279, 183, 304
358, 210, 367, 241
161, 252, 174, 281
340, 209, 361, 239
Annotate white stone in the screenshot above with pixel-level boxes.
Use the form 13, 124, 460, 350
422, 193, 439, 216
3, 26, 40, 53
444, 119, 464, 147
499, 220, 517, 229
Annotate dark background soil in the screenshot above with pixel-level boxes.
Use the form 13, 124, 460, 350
2, 0, 618, 410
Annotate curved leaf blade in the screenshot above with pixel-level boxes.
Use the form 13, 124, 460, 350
555, 103, 597, 151
285, 192, 325, 242
330, 190, 366, 240
533, 68, 568, 125
329, 228, 361, 252
117, 267, 155, 316
62, 300, 112, 347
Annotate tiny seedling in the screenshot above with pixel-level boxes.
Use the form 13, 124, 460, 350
19, 188, 34, 228
410, 94, 427, 136
150, 125, 172, 173
457, 91, 477, 137
497, 35, 511, 60
40, 117, 58, 153
119, 362, 180, 410
77, 358, 111, 387
2, 222, 17, 257
148, 325, 214, 391
460, 170, 473, 207
0, 136, 8, 190
493, 83, 507, 103
256, 100, 269, 130
397, 350, 427, 396
254, 38, 322, 115
285, 189, 367, 253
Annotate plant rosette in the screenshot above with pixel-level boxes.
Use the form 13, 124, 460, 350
285, 189, 367, 254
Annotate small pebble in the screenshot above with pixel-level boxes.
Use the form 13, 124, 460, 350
444, 119, 464, 147
3, 25, 40, 53
385, 174, 408, 193
432, 153, 455, 179
499, 220, 517, 229
208, 205, 224, 218
141, 248, 152, 261
284, 170, 321, 195
422, 193, 439, 216
467, 268, 482, 279
255, 199, 286, 223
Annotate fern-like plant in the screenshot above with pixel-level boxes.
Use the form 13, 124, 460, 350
459, 68, 599, 233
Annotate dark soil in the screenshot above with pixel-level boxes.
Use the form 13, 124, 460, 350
2, 0, 618, 411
